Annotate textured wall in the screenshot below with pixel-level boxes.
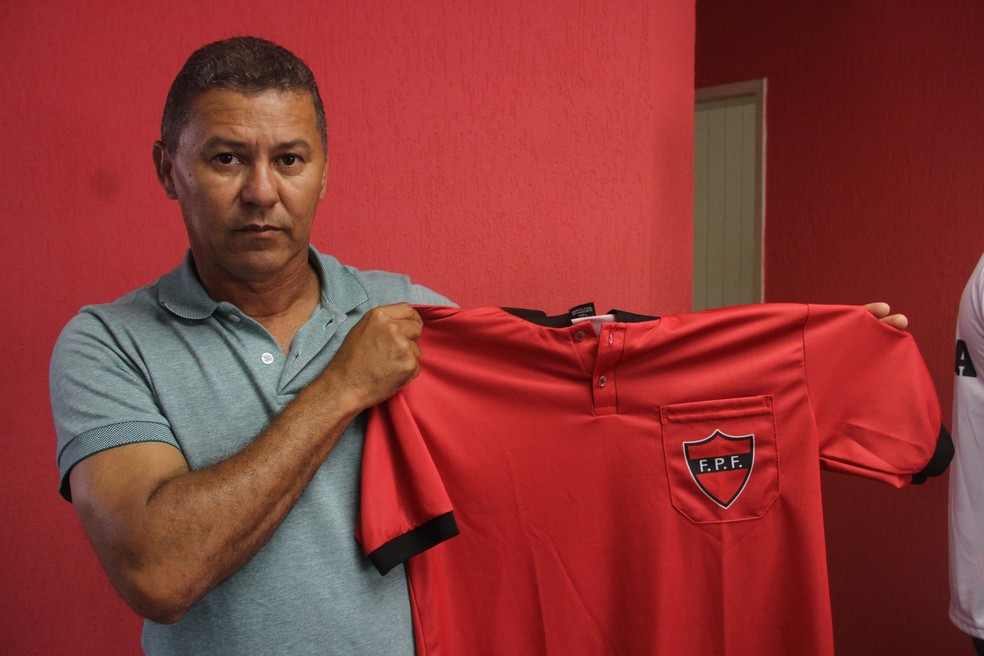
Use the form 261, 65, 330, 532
0, 1, 694, 653
697, 0, 984, 653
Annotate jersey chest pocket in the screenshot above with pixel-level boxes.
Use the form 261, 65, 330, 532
660, 395, 779, 524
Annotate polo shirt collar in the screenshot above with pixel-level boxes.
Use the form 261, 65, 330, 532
157, 247, 370, 320
310, 248, 370, 312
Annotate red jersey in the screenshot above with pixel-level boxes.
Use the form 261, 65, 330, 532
358, 304, 948, 655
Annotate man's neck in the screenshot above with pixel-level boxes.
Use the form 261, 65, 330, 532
194, 253, 323, 353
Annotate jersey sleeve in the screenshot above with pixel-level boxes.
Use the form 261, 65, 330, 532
49, 309, 180, 502
803, 304, 950, 486
358, 390, 460, 575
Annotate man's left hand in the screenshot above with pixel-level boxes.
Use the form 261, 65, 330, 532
865, 302, 908, 330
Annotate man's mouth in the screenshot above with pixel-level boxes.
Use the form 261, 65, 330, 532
238, 224, 283, 234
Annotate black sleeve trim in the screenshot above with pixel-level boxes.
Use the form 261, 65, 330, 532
911, 425, 954, 484
368, 512, 460, 575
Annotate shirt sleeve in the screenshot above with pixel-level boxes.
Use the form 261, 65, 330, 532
803, 304, 950, 487
49, 309, 180, 502
358, 389, 460, 575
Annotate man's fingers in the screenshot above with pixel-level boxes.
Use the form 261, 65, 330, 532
864, 302, 909, 331
864, 302, 891, 319
368, 304, 424, 342
379, 302, 423, 325
880, 313, 908, 330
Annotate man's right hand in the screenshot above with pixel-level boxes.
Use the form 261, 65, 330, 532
322, 302, 425, 410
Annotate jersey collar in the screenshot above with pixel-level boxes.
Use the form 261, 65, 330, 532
502, 307, 659, 327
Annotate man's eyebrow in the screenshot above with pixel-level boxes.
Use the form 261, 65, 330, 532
201, 137, 248, 151
200, 137, 314, 152
275, 139, 314, 152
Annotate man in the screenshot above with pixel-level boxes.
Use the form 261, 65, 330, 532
949, 252, 984, 655
50, 36, 450, 654
51, 35, 911, 655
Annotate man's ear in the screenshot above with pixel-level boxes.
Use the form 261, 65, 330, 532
153, 141, 178, 199
319, 153, 329, 200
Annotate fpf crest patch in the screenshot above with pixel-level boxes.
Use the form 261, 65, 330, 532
684, 431, 754, 508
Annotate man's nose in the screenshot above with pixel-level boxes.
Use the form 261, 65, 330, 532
240, 163, 279, 207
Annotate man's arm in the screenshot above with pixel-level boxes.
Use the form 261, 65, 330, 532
68, 303, 423, 624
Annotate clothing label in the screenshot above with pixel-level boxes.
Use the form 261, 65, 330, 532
568, 302, 597, 320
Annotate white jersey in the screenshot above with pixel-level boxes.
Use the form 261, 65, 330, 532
950, 252, 984, 638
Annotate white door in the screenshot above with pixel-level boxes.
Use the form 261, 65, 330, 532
693, 80, 766, 311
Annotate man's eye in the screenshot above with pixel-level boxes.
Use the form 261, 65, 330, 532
280, 154, 301, 166
215, 153, 237, 165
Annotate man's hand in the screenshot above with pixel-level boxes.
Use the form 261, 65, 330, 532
865, 302, 909, 330
323, 303, 425, 410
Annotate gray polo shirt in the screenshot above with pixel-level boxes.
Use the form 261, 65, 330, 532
50, 248, 451, 655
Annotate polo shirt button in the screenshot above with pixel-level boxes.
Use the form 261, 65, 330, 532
573, 330, 585, 342
261, 352, 275, 365
598, 375, 608, 387
227, 314, 241, 323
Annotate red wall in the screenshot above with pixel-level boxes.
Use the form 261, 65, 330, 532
0, 1, 694, 653
697, 0, 984, 653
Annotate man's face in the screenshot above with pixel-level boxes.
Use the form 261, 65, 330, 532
155, 88, 328, 287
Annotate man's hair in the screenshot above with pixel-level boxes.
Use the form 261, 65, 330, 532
161, 36, 327, 152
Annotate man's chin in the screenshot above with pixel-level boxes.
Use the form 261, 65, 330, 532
224, 247, 307, 281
